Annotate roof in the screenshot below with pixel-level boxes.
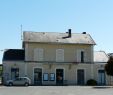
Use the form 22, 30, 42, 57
3, 49, 25, 61
23, 31, 96, 45
94, 51, 109, 63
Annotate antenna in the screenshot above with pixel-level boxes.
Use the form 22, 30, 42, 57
21, 25, 23, 40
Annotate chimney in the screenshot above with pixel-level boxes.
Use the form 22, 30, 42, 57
62, 29, 72, 39
82, 32, 86, 34
68, 29, 71, 37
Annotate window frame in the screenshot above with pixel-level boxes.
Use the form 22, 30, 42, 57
49, 73, 55, 81
43, 73, 49, 81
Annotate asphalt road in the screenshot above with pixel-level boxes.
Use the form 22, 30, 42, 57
0, 86, 113, 95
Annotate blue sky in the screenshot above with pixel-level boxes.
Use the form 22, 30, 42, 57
0, 0, 113, 63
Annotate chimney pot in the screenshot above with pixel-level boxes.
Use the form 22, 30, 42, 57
82, 32, 86, 34
68, 29, 71, 37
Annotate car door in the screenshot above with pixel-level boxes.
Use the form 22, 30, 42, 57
13, 78, 21, 85
20, 78, 26, 85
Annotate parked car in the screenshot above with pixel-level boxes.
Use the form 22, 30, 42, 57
6, 77, 31, 86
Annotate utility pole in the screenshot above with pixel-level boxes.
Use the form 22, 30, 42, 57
21, 25, 23, 40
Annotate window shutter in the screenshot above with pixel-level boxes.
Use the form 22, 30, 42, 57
84, 51, 86, 62
77, 50, 81, 62
34, 48, 44, 61
56, 49, 64, 62
77, 49, 85, 63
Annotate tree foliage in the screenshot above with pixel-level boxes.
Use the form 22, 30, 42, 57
105, 56, 113, 76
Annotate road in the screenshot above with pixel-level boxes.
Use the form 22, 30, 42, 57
0, 86, 113, 95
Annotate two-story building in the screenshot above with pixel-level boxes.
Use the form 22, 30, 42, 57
2, 29, 110, 85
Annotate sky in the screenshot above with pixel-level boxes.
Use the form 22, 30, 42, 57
0, 0, 113, 63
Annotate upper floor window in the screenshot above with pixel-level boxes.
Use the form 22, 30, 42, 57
56, 49, 64, 62
34, 48, 44, 61
77, 50, 85, 63
81, 51, 84, 63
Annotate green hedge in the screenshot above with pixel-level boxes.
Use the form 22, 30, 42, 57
87, 79, 97, 86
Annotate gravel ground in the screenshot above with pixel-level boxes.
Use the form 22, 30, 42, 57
0, 86, 113, 95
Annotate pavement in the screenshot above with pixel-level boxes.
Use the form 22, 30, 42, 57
0, 86, 113, 95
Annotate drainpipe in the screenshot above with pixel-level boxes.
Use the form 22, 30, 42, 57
25, 62, 27, 76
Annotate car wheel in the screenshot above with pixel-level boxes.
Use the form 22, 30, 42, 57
25, 83, 29, 86
9, 82, 13, 86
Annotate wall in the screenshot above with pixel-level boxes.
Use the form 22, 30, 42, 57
3, 61, 113, 85
25, 42, 93, 63
3, 61, 25, 84
26, 62, 93, 85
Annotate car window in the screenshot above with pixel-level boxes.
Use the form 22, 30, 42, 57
22, 78, 25, 80
15, 78, 20, 80
25, 78, 27, 80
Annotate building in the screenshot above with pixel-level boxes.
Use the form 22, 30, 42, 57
93, 51, 109, 85
2, 29, 111, 85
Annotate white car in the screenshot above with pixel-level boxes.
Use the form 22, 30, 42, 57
6, 77, 31, 86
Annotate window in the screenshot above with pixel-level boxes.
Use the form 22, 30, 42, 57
34, 48, 44, 61
77, 50, 85, 63
50, 73, 55, 81
56, 49, 64, 62
81, 51, 84, 63
43, 73, 48, 81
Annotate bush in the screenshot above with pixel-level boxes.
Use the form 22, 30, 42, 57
87, 79, 97, 86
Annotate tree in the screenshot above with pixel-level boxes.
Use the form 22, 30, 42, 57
105, 56, 113, 76
105, 56, 113, 85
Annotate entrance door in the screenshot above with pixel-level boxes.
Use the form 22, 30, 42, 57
56, 69, 64, 85
98, 70, 106, 85
77, 69, 85, 85
34, 68, 42, 85
11, 68, 19, 79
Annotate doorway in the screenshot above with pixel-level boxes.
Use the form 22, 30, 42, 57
77, 69, 85, 85
11, 68, 19, 79
56, 69, 64, 85
34, 68, 42, 85
98, 70, 106, 85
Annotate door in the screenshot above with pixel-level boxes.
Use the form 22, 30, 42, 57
34, 68, 42, 85
98, 70, 106, 85
13, 77, 23, 85
77, 69, 85, 85
11, 68, 19, 79
56, 69, 64, 85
